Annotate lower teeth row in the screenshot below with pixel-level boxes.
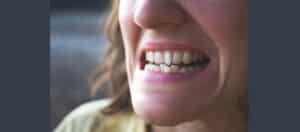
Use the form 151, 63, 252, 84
144, 64, 203, 73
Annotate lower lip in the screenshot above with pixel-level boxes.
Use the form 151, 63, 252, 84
139, 65, 210, 84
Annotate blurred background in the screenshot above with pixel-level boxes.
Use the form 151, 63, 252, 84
50, 0, 109, 130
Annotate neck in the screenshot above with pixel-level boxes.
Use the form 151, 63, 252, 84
152, 107, 247, 132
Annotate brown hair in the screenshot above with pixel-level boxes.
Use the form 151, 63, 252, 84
90, 0, 132, 114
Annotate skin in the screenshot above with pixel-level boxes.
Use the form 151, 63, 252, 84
118, 0, 247, 131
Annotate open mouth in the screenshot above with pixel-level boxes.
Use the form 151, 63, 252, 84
141, 50, 210, 73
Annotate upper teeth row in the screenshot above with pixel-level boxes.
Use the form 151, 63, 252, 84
145, 51, 203, 65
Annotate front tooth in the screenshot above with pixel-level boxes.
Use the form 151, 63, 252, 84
146, 51, 154, 62
183, 51, 192, 64
154, 51, 164, 64
160, 64, 171, 73
173, 51, 182, 64
164, 51, 172, 65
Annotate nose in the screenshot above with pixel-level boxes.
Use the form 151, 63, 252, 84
134, 0, 186, 29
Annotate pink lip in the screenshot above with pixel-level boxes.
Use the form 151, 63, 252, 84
138, 62, 211, 84
140, 42, 203, 52
141, 70, 202, 83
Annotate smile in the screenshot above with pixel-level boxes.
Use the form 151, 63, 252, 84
136, 42, 215, 83
140, 43, 210, 74
144, 50, 210, 73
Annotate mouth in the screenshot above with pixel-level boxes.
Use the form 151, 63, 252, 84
135, 42, 218, 93
139, 43, 211, 74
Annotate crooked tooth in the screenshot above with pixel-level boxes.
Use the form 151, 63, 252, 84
146, 64, 204, 73
152, 64, 161, 71
159, 64, 171, 73
145, 64, 160, 72
164, 51, 172, 65
180, 67, 188, 73
160, 64, 165, 72
170, 65, 179, 72
183, 51, 192, 64
148, 64, 155, 71
154, 51, 164, 64
172, 51, 182, 64
145, 64, 151, 71
164, 65, 171, 73
146, 51, 154, 62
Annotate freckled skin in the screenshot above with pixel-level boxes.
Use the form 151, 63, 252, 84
118, 0, 247, 127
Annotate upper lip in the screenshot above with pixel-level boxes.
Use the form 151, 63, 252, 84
139, 40, 206, 52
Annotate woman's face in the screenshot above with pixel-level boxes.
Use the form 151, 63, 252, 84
119, 0, 247, 125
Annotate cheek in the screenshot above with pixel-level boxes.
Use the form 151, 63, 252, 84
119, 0, 136, 44
119, 0, 141, 82
182, 0, 247, 101
183, 0, 247, 44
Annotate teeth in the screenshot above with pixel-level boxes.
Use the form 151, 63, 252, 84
152, 64, 161, 71
180, 67, 188, 73
145, 64, 151, 70
170, 65, 179, 72
164, 51, 172, 65
145, 64, 160, 71
182, 51, 192, 64
154, 51, 164, 64
160, 64, 165, 72
145, 64, 202, 73
144, 49, 208, 73
145, 50, 205, 65
146, 51, 154, 62
172, 51, 182, 64
160, 64, 171, 73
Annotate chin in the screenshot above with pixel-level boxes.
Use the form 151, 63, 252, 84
133, 102, 194, 126
129, 53, 222, 126
130, 88, 215, 126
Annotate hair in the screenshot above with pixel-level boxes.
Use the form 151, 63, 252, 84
90, 0, 132, 114
90, 0, 248, 119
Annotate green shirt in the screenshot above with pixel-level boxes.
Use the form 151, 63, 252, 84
54, 99, 147, 132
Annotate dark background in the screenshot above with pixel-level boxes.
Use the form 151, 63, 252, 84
50, 0, 109, 130
51, 0, 108, 11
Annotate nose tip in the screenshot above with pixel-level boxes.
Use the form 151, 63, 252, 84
134, 0, 185, 29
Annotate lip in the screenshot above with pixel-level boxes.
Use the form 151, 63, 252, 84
137, 61, 212, 84
137, 41, 211, 83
